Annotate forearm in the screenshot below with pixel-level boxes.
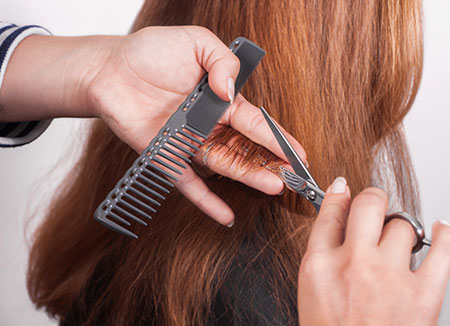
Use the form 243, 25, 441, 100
0, 34, 117, 122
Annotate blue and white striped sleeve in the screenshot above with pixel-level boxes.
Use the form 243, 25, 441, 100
0, 22, 52, 147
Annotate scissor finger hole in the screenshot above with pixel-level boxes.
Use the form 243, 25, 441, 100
380, 217, 420, 256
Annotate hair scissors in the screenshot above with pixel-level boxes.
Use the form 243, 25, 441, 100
259, 106, 432, 253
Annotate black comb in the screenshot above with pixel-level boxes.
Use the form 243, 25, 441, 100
94, 37, 265, 238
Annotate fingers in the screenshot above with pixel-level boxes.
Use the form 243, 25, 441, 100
344, 188, 389, 248
184, 27, 307, 167
174, 164, 235, 227
379, 218, 416, 266
140, 133, 236, 227
186, 26, 240, 103
417, 221, 450, 289
307, 177, 351, 253
194, 142, 284, 195
221, 95, 307, 164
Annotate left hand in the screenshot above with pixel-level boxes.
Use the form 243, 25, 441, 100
87, 26, 307, 226
0, 26, 307, 226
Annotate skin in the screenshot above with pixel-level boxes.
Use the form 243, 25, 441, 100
298, 178, 450, 325
0, 25, 306, 226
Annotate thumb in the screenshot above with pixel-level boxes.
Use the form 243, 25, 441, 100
187, 26, 240, 103
307, 177, 351, 253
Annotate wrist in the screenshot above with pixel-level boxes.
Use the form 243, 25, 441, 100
0, 34, 119, 121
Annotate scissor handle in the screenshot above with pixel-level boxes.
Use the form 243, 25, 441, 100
384, 212, 427, 253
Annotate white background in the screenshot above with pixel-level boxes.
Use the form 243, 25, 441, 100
0, 0, 449, 325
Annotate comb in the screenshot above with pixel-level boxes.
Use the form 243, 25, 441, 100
94, 37, 265, 238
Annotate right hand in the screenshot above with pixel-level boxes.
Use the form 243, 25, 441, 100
297, 178, 450, 325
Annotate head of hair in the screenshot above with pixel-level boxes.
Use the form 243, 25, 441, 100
27, 1, 423, 325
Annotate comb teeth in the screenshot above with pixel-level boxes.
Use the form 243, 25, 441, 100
133, 179, 166, 200
137, 174, 170, 194
166, 139, 196, 157
142, 169, 174, 188
152, 157, 183, 175
109, 210, 131, 226
95, 129, 206, 238
184, 125, 207, 139
178, 130, 205, 145
161, 145, 192, 163
114, 205, 147, 226
147, 162, 178, 181
122, 192, 157, 214
121, 194, 155, 219
128, 186, 161, 207
171, 134, 200, 151
157, 151, 187, 169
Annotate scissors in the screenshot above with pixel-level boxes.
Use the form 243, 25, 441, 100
259, 106, 432, 254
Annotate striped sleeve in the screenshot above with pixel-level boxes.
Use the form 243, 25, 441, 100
0, 22, 52, 147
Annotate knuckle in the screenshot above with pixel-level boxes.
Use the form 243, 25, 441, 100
323, 196, 350, 212
299, 252, 329, 277
248, 111, 265, 138
189, 25, 211, 37
177, 172, 195, 187
354, 188, 388, 211
316, 211, 346, 231
228, 55, 241, 72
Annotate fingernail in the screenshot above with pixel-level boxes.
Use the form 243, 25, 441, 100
305, 160, 309, 168
227, 77, 235, 104
278, 188, 286, 196
438, 220, 450, 227
331, 176, 347, 194
227, 221, 234, 228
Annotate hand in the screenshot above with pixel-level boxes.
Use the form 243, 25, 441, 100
0, 26, 306, 226
87, 26, 307, 226
297, 177, 450, 326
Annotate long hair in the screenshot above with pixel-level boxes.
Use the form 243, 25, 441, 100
27, 1, 423, 325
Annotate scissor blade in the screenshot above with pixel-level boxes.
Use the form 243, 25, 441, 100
259, 106, 318, 187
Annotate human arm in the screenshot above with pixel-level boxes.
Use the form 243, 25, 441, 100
297, 177, 450, 325
0, 22, 52, 146
0, 25, 306, 226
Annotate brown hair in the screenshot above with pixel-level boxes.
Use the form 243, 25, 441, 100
27, 0, 423, 325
